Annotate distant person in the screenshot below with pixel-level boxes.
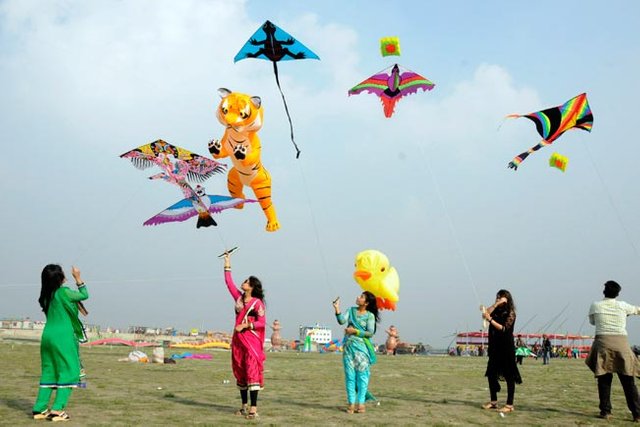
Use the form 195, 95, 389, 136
585, 280, 640, 421
269, 319, 282, 351
32, 265, 88, 421
482, 289, 522, 413
542, 335, 552, 365
385, 325, 399, 355
222, 251, 266, 420
333, 292, 379, 414
515, 335, 525, 365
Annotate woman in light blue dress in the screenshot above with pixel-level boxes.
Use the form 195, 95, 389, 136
333, 291, 379, 414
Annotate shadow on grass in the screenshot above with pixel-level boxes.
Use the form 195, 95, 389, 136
267, 397, 343, 413
163, 395, 235, 413
0, 397, 33, 415
390, 395, 588, 418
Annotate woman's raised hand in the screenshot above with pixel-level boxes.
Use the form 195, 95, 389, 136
71, 266, 82, 284
332, 297, 340, 312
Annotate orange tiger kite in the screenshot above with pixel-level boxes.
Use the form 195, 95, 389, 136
208, 88, 280, 232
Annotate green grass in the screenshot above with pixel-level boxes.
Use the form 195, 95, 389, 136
0, 342, 634, 425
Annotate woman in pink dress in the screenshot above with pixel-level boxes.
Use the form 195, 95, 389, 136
222, 251, 266, 420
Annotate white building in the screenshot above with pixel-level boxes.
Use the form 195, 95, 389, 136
299, 325, 332, 344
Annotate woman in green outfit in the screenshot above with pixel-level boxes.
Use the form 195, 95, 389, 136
32, 264, 88, 421
333, 291, 379, 414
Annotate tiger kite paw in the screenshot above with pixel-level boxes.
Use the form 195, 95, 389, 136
233, 145, 247, 160
208, 139, 221, 155
265, 220, 280, 232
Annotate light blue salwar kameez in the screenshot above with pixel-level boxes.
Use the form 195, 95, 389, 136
336, 307, 377, 405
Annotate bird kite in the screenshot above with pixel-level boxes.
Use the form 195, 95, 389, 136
348, 63, 435, 118
120, 140, 225, 184
506, 93, 593, 170
353, 249, 400, 311
121, 140, 254, 228
234, 20, 319, 158
380, 36, 401, 57
143, 185, 256, 227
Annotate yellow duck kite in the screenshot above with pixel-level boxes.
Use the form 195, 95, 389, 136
353, 249, 400, 311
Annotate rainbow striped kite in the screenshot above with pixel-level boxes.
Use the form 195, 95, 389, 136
507, 93, 593, 170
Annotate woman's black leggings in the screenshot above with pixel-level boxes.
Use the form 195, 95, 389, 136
488, 375, 515, 405
240, 389, 259, 406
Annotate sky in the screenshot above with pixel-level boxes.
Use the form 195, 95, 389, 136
1, 0, 640, 348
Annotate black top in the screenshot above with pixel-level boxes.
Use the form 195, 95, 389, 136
485, 306, 522, 383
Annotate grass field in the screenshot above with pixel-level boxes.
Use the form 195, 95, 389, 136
0, 342, 636, 425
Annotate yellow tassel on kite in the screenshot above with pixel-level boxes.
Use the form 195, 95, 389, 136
380, 37, 401, 57
549, 152, 568, 172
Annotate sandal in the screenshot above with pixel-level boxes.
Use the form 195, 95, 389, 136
498, 405, 514, 413
245, 411, 259, 419
49, 411, 71, 422
32, 409, 50, 420
346, 405, 355, 414
235, 407, 248, 416
356, 405, 366, 413
481, 402, 498, 410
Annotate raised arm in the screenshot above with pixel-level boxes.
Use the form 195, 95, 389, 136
333, 297, 347, 325
223, 253, 242, 300
64, 266, 89, 302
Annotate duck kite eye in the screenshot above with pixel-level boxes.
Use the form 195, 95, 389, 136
381, 267, 386, 272
221, 106, 228, 114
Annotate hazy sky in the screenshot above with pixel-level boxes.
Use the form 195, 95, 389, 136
1, 1, 640, 348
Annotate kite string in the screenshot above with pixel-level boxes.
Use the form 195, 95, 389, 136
584, 144, 640, 259
272, 61, 301, 158
296, 159, 334, 296
72, 180, 146, 266
416, 143, 481, 305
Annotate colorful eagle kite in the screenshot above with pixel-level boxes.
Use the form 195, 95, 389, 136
234, 20, 319, 158
348, 63, 435, 118
143, 185, 255, 227
120, 140, 252, 228
506, 93, 593, 170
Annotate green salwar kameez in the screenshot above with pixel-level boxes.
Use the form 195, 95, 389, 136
33, 284, 88, 412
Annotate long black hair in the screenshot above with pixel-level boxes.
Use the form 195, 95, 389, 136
363, 291, 380, 331
247, 276, 264, 301
39, 264, 65, 314
495, 289, 516, 315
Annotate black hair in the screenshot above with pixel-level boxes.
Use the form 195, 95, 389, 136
495, 289, 516, 315
247, 276, 264, 301
39, 264, 65, 314
603, 280, 621, 298
362, 291, 380, 331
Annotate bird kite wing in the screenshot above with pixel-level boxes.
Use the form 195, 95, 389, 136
205, 195, 257, 214
120, 140, 226, 182
143, 195, 257, 226
348, 64, 435, 117
507, 93, 593, 170
143, 198, 198, 226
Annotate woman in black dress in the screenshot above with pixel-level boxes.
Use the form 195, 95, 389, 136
482, 289, 522, 413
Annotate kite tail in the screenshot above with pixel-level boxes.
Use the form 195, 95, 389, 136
196, 212, 217, 228
273, 61, 301, 159
507, 140, 552, 170
380, 97, 399, 118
